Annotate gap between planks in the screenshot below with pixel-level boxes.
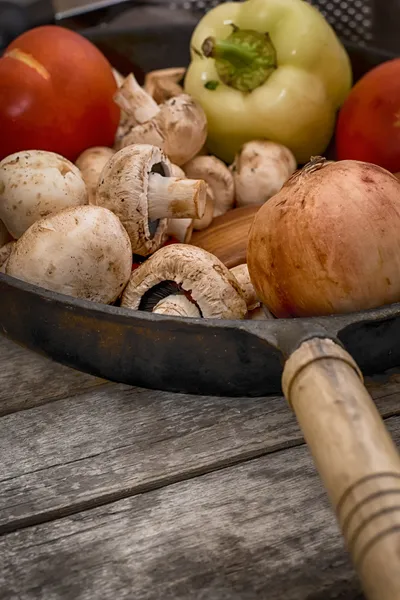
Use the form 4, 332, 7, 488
2, 417, 400, 600
1, 337, 400, 537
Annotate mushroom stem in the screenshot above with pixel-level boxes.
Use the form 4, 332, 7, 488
153, 294, 201, 317
148, 172, 206, 220
166, 218, 193, 243
144, 67, 186, 104
114, 74, 159, 126
193, 186, 215, 230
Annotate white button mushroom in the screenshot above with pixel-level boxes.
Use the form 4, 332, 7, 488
95, 144, 206, 256
0, 241, 15, 274
230, 263, 260, 311
6, 205, 132, 304
75, 146, 115, 204
144, 67, 185, 104
231, 141, 297, 207
121, 244, 247, 319
114, 73, 207, 166
0, 150, 88, 239
192, 186, 215, 231
183, 155, 235, 219
153, 294, 201, 317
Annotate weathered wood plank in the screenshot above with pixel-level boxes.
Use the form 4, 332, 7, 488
0, 365, 400, 534
0, 336, 108, 415
2, 417, 399, 600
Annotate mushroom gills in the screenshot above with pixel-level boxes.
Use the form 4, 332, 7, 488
138, 280, 202, 316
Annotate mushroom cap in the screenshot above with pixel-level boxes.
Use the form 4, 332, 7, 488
232, 141, 297, 207
6, 205, 132, 304
118, 95, 208, 166
0, 150, 88, 239
0, 218, 12, 247
121, 244, 247, 319
183, 155, 234, 218
169, 164, 186, 179
144, 67, 185, 104
0, 240, 15, 273
75, 146, 115, 204
230, 263, 260, 311
95, 144, 170, 256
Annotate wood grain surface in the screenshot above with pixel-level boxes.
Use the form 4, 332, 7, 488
1, 349, 400, 535
0, 336, 107, 416
1, 339, 400, 600
1, 417, 398, 600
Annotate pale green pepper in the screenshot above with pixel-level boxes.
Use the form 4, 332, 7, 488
184, 0, 352, 164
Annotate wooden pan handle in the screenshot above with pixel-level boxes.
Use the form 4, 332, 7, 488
282, 337, 400, 600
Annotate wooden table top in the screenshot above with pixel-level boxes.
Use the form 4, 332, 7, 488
0, 334, 399, 600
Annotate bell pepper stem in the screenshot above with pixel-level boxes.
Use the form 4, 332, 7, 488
201, 28, 277, 93
202, 37, 256, 67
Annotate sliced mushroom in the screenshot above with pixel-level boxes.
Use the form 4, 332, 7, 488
0, 150, 88, 239
0, 240, 15, 273
0, 218, 12, 247
121, 244, 247, 319
95, 144, 206, 257
6, 205, 132, 303
75, 146, 115, 204
230, 263, 260, 311
114, 73, 207, 165
183, 155, 234, 218
231, 141, 297, 207
144, 67, 185, 104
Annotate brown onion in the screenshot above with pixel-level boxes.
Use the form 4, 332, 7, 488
247, 157, 400, 318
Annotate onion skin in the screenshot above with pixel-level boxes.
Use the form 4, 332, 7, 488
247, 158, 400, 318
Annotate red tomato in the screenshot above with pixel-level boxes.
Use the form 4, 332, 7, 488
0, 25, 120, 162
336, 59, 400, 172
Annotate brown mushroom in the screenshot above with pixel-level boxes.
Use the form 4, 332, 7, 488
183, 155, 235, 218
121, 244, 247, 319
231, 141, 297, 207
144, 67, 186, 104
114, 73, 207, 165
75, 146, 115, 204
95, 144, 206, 256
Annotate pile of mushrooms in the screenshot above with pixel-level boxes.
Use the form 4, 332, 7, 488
0, 66, 299, 321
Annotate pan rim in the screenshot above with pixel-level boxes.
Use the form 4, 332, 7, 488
2, 270, 400, 330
